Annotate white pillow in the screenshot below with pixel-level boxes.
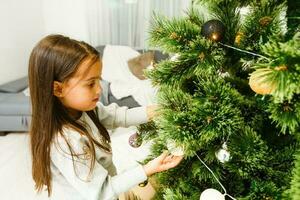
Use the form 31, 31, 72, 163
110, 79, 158, 106
101, 45, 141, 84
102, 45, 158, 106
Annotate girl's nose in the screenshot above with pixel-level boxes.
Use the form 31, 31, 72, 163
96, 82, 102, 96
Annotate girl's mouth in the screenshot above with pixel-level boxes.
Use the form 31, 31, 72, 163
93, 97, 99, 102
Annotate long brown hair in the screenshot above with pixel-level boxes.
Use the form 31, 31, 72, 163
28, 34, 110, 196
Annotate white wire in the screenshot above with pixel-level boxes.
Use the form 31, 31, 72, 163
219, 42, 270, 61
195, 153, 236, 200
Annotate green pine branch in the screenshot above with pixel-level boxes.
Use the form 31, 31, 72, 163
286, 0, 300, 39
146, 0, 300, 199
148, 13, 200, 53
250, 33, 300, 102
151, 77, 245, 156
268, 95, 300, 134
288, 150, 300, 199
239, 0, 286, 51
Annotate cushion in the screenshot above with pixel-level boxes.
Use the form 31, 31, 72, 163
0, 77, 28, 93
102, 45, 141, 84
127, 51, 154, 80
101, 45, 158, 106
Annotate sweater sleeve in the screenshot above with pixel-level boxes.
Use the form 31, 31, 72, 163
51, 133, 147, 200
96, 102, 148, 129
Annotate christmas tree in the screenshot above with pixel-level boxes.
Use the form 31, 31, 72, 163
138, 0, 300, 199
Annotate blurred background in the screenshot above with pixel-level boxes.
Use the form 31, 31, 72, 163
0, 0, 191, 85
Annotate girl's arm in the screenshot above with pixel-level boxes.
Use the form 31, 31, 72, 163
51, 134, 147, 200
96, 102, 155, 129
51, 133, 183, 200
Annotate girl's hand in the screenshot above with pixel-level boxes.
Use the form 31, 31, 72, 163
143, 151, 183, 176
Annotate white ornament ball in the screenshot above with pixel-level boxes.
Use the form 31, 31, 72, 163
166, 139, 184, 156
215, 148, 231, 163
200, 188, 225, 200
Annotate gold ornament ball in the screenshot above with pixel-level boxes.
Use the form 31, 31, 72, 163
249, 70, 276, 95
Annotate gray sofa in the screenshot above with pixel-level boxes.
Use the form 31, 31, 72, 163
0, 46, 168, 133
0, 77, 30, 132
0, 78, 137, 133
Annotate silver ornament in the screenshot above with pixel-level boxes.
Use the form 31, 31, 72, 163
215, 142, 231, 163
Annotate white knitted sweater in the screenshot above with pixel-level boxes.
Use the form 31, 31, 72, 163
50, 102, 148, 200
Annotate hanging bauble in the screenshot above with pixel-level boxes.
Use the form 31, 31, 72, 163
216, 149, 231, 163
199, 188, 225, 200
201, 20, 225, 42
128, 132, 142, 148
166, 139, 184, 156
215, 142, 231, 163
249, 68, 276, 95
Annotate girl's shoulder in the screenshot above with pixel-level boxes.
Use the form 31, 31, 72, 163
52, 128, 88, 154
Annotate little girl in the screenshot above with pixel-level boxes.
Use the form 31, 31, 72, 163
28, 34, 183, 200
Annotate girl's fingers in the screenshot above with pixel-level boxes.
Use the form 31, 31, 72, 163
157, 151, 169, 161
161, 155, 183, 169
163, 156, 173, 163
156, 151, 184, 171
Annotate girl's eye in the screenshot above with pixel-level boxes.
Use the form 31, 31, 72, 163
88, 82, 95, 87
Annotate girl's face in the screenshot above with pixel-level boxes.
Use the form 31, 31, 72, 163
54, 58, 102, 116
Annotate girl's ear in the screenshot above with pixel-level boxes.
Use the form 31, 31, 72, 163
53, 81, 63, 97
